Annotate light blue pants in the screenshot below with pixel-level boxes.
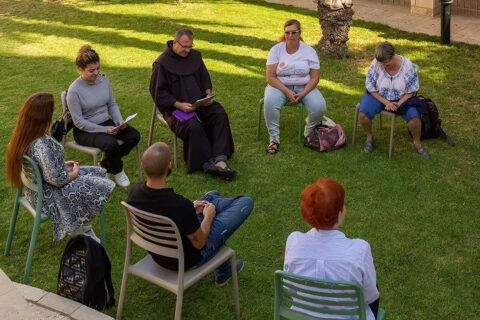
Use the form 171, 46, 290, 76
264, 85, 327, 143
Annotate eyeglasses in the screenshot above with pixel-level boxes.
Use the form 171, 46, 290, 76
176, 41, 194, 50
284, 30, 300, 36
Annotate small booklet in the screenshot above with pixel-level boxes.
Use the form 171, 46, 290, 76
113, 113, 137, 132
124, 113, 138, 124
192, 95, 216, 109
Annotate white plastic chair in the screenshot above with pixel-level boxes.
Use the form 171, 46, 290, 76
116, 201, 240, 320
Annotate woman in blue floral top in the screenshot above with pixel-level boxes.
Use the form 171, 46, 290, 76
358, 41, 429, 160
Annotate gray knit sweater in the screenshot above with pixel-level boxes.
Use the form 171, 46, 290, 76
67, 75, 123, 133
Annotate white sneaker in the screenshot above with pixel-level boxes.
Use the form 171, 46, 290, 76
114, 170, 130, 187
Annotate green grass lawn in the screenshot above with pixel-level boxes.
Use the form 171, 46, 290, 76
0, 0, 479, 319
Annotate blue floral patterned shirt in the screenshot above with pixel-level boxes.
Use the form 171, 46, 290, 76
365, 55, 419, 101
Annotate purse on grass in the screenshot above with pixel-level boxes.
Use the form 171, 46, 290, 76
304, 117, 347, 152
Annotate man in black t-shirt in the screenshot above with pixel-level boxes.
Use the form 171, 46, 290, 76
127, 142, 253, 286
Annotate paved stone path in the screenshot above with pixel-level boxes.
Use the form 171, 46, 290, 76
0, 269, 112, 320
266, 0, 480, 45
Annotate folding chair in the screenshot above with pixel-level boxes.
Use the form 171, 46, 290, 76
116, 202, 240, 320
3, 155, 107, 284
274, 270, 385, 320
352, 103, 397, 159
147, 102, 178, 168
60, 91, 142, 181
256, 98, 305, 144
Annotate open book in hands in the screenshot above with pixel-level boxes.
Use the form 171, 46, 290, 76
191, 95, 216, 109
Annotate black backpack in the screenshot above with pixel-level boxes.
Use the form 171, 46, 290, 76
57, 235, 115, 311
415, 96, 454, 145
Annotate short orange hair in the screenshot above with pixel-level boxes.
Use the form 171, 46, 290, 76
300, 179, 345, 229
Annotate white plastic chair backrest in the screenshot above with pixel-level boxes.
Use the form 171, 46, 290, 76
121, 201, 185, 269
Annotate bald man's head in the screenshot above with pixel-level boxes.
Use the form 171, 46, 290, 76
141, 142, 171, 178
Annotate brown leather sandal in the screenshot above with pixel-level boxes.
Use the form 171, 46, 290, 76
266, 141, 279, 155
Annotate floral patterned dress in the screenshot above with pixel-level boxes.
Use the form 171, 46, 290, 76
25, 135, 115, 240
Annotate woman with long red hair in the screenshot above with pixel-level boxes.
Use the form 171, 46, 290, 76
7, 93, 115, 241
284, 179, 380, 319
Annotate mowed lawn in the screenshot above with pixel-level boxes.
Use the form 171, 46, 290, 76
0, 0, 479, 319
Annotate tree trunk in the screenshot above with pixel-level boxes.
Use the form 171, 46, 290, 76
316, 4, 354, 58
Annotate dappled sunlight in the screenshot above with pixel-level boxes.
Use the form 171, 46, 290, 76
320, 79, 362, 97
0, 1, 479, 319
204, 58, 263, 78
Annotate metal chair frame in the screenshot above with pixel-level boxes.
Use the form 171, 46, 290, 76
352, 103, 397, 159
256, 98, 305, 144
147, 102, 178, 168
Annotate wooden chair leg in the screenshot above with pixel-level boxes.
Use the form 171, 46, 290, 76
388, 115, 395, 159
4, 190, 22, 256
93, 152, 99, 166
256, 99, 263, 141
23, 215, 42, 284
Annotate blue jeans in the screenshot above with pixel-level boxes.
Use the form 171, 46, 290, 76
196, 192, 254, 273
264, 84, 327, 143
358, 91, 420, 122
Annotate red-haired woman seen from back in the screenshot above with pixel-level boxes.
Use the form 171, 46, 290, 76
7, 93, 115, 241
284, 179, 380, 319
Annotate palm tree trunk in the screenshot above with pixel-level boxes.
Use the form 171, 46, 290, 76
316, 3, 354, 58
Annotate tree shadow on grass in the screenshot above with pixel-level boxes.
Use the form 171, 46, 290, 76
0, 17, 267, 75
0, 1, 277, 49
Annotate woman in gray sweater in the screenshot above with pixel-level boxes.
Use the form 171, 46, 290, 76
67, 45, 140, 187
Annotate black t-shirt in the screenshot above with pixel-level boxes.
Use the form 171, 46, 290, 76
127, 184, 202, 270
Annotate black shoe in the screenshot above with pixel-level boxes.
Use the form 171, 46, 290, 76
204, 163, 236, 181
214, 260, 244, 287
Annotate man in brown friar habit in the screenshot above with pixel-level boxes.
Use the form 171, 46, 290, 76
149, 28, 236, 181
